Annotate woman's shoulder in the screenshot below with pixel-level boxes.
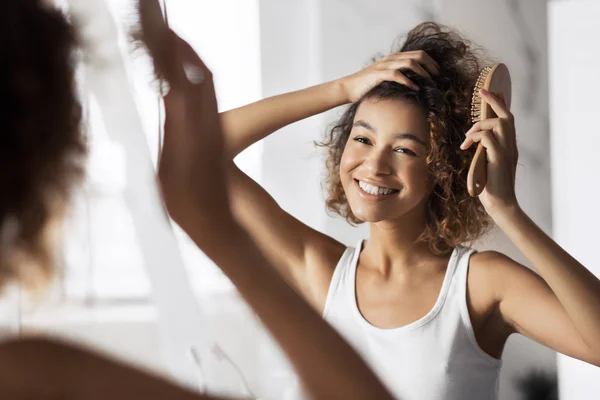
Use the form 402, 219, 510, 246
305, 235, 348, 273
304, 236, 349, 311
467, 250, 526, 303
469, 250, 522, 275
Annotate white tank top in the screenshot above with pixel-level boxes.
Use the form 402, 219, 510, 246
320, 240, 502, 400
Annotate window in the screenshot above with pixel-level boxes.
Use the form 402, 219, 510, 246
60, 0, 262, 302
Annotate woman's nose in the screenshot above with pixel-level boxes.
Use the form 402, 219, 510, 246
364, 148, 392, 176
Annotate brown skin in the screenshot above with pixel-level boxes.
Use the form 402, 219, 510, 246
340, 98, 431, 225
0, 338, 230, 400
217, 56, 600, 369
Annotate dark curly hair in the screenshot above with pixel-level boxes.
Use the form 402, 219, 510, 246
320, 22, 492, 254
0, 0, 86, 290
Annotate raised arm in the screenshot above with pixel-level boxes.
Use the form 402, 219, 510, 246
462, 89, 600, 367
222, 80, 362, 301
221, 49, 439, 159
222, 81, 347, 159
138, 3, 397, 398
221, 45, 440, 303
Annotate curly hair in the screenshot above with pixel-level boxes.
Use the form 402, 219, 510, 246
0, 0, 86, 290
320, 22, 492, 255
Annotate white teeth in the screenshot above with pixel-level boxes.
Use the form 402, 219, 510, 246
358, 181, 397, 196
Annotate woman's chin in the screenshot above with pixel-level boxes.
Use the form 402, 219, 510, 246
351, 209, 389, 224
350, 203, 413, 224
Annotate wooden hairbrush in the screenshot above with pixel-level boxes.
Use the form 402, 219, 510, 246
468, 63, 512, 196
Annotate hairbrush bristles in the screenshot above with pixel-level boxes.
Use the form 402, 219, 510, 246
471, 66, 492, 123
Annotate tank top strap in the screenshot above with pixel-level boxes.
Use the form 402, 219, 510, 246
444, 246, 476, 309
451, 246, 477, 296
449, 246, 501, 365
322, 240, 362, 319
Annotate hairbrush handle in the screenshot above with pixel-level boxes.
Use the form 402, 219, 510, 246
467, 63, 511, 197
467, 141, 487, 196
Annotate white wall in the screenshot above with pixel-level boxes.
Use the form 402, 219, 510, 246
549, 1, 600, 399
258, 0, 327, 234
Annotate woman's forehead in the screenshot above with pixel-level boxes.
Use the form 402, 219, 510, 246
353, 98, 430, 140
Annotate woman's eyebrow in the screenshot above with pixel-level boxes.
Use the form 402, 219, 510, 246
353, 120, 426, 147
393, 133, 427, 147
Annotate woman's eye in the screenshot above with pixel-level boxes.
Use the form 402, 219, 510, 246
353, 137, 371, 145
395, 147, 417, 156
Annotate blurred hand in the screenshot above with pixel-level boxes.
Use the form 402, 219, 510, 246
139, 0, 231, 233
339, 50, 441, 102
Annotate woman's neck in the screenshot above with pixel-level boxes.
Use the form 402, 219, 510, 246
362, 207, 446, 277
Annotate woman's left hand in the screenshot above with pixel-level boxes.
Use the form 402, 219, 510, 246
460, 89, 519, 218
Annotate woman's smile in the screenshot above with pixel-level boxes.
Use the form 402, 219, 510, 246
355, 179, 400, 200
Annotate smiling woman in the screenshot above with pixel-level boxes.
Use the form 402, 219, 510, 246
204, 17, 600, 400
339, 97, 431, 225
320, 25, 490, 255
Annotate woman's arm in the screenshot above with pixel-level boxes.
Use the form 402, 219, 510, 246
140, 3, 396, 398
139, 2, 396, 398
462, 89, 600, 366
494, 207, 600, 365
221, 81, 346, 158
220, 46, 440, 300
221, 52, 438, 158
0, 338, 230, 400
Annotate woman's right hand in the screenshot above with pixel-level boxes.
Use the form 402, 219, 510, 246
339, 50, 441, 102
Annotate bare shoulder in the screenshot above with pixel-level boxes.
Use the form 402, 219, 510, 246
305, 232, 347, 269
470, 250, 531, 291
465, 251, 504, 307
304, 234, 348, 312
465, 251, 522, 353
468, 251, 538, 316
468, 250, 524, 300
470, 249, 514, 266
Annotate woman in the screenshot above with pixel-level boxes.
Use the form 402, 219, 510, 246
0, 1, 396, 399
212, 22, 600, 399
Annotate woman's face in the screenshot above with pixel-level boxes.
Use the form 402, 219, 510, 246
339, 97, 432, 223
